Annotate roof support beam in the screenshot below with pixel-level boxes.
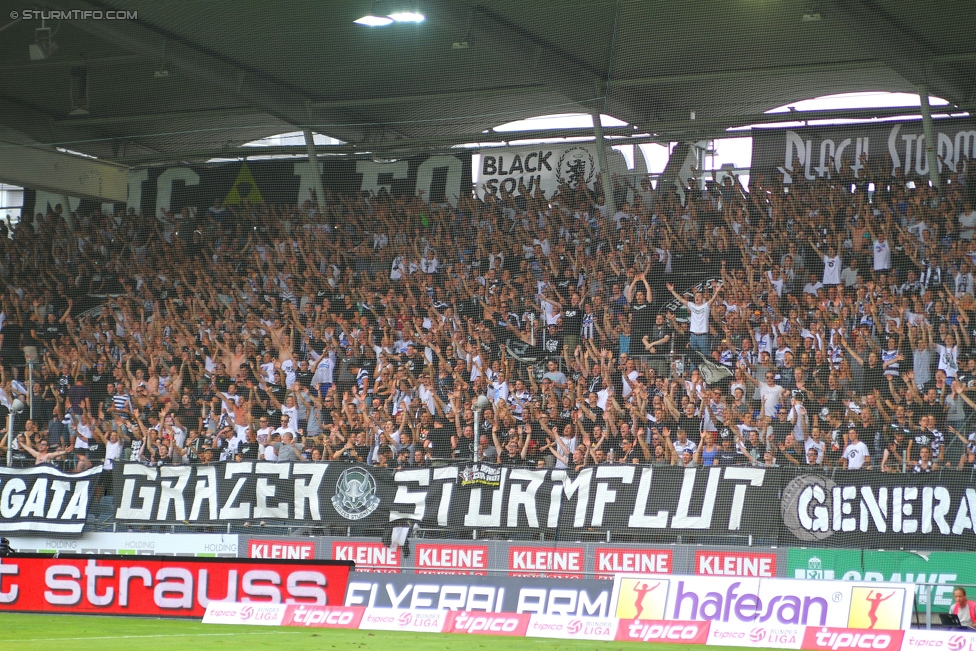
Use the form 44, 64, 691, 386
51, 106, 270, 127
611, 60, 889, 88
0, 140, 128, 201
50, 89, 547, 133
115, 126, 647, 165
313, 85, 547, 109
0, 54, 145, 72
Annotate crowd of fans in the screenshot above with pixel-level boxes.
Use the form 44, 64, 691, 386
2, 156, 976, 498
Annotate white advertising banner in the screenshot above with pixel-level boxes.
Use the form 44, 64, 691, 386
707, 621, 805, 648
359, 608, 447, 633
900, 629, 976, 651
202, 601, 287, 626
475, 145, 599, 199
526, 614, 618, 641
610, 574, 915, 631
6, 532, 239, 557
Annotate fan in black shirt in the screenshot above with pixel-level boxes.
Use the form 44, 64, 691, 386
427, 418, 455, 460
87, 362, 110, 404
627, 272, 655, 342
238, 431, 260, 460
333, 431, 370, 462
716, 437, 740, 465
561, 295, 584, 353
676, 403, 702, 444
294, 360, 315, 389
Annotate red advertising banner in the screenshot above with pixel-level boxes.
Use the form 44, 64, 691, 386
281, 604, 365, 628
0, 554, 352, 618
801, 627, 905, 651
248, 539, 316, 560
615, 619, 712, 644
694, 551, 777, 577
416, 544, 489, 575
442, 610, 531, 636
593, 548, 672, 579
508, 546, 584, 578
332, 542, 400, 573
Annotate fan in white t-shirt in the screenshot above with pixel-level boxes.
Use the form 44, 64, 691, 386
871, 234, 891, 272
842, 428, 872, 470
808, 239, 842, 286
958, 201, 976, 240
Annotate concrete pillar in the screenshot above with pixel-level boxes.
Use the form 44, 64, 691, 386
303, 128, 329, 216
918, 86, 941, 190
592, 112, 617, 217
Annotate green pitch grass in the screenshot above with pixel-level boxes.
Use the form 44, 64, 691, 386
0, 613, 761, 651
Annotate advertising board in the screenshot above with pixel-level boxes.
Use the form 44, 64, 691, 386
788, 549, 976, 611
525, 614, 618, 640
610, 574, 915, 630
6, 532, 239, 557
0, 554, 352, 617
248, 539, 315, 560
344, 572, 613, 616
416, 543, 489, 575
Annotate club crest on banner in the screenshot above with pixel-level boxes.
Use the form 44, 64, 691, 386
556, 147, 596, 190
332, 468, 381, 520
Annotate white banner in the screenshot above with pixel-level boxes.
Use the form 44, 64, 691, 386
476, 145, 599, 199
359, 608, 447, 633
526, 614, 618, 640
610, 574, 915, 630
707, 621, 805, 648
900, 629, 976, 651
202, 601, 287, 626
6, 532, 239, 557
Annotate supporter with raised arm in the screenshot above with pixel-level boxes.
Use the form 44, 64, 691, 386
666, 280, 720, 359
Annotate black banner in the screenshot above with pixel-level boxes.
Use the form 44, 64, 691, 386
0, 464, 102, 534
779, 469, 976, 551
750, 118, 976, 186
24, 153, 472, 218
5, 463, 974, 548
111, 462, 776, 538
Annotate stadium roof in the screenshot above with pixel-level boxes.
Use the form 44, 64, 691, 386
1, 0, 974, 166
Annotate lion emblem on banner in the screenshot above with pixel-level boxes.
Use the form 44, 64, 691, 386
556, 147, 596, 189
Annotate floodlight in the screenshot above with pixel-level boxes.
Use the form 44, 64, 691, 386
388, 12, 425, 23
354, 14, 394, 26
354, 2, 425, 26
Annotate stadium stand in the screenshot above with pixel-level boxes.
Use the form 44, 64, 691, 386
2, 161, 976, 488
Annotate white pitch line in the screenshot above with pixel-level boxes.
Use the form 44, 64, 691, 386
1, 630, 303, 643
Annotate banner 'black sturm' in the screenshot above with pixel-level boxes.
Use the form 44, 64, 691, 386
749, 118, 976, 186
